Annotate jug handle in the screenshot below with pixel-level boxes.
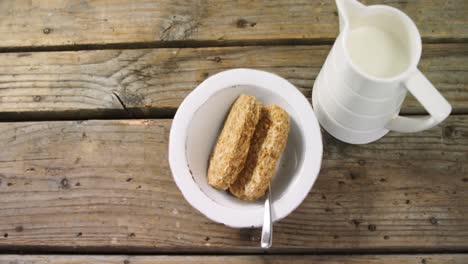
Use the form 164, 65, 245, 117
385, 70, 451, 133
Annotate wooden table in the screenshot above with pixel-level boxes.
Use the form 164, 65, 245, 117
0, 0, 467, 263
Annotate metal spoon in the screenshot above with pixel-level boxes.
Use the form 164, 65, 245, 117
261, 185, 272, 248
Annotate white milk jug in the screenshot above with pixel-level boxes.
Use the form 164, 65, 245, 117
312, 0, 452, 144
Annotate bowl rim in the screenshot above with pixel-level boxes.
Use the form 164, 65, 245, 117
169, 68, 323, 228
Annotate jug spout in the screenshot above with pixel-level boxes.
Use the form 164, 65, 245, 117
335, 0, 366, 32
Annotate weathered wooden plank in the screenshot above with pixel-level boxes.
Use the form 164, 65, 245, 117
0, 43, 466, 120
0, 0, 466, 49
0, 255, 467, 264
0, 116, 466, 252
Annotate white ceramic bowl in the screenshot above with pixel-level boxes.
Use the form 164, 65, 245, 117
169, 69, 322, 228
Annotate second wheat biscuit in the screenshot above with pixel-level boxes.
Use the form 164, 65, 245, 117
229, 105, 290, 200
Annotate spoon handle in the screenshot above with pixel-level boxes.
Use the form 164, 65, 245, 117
261, 186, 272, 248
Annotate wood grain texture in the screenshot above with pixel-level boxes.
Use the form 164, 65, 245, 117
0, 116, 466, 252
0, 43, 466, 120
0, 255, 467, 264
0, 0, 467, 49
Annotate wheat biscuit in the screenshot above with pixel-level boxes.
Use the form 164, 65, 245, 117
229, 105, 290, 200
207, 94, 262, 190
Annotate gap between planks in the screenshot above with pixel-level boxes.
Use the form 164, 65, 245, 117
0, 37, 467, 54
0, 242, 467, 255
1, 112, 464, 124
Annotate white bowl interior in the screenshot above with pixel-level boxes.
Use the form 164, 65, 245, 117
185, 85, 305, 211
